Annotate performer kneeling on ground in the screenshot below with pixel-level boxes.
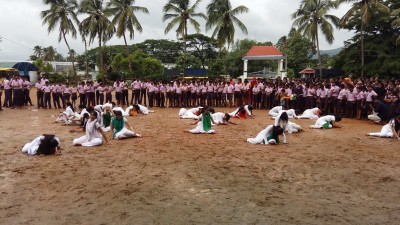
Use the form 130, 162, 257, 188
22, 134, 61, 155
188, 106, 216, 134
111, 111, 141, 140
247, 125, 286, 145
309, 115, 342, 129
367, 115, 400, 140
71, 111, 108, 146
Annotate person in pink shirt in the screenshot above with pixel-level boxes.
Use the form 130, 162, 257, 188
114, 80, 122, 106
78, 81, 86, 106
345, 85, 356, 118
42, 81, 52, 109
131, 78, 141, 105
22, 77, 33, 106
70, 84, 78, 108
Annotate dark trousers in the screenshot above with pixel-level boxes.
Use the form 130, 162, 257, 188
13, 89, 23, 108
105, 93, 112, 103
132, 89, 140, 105
44, 92, 51, 108
140, 89, 147, 105
148, 92, 154, 107
63, 93, 71, 108
24, 89, 33, 106
3, 89, 12, 107
79, 93, 86, 106
37, 90, 44, 108
99, 93, 104, 105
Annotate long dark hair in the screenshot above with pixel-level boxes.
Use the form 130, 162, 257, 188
394, 115, 400, 132
36, 134, 58, 155
271, 126, 284, 142
66, 102, 75, 112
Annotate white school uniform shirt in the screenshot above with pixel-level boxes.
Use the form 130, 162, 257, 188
22, 135, 60, 155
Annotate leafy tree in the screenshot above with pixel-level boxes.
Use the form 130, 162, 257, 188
41, 0, 79, 76
42, 46, 56, 61
206, 0, 248, 51
107, 0, 149, 78
339, 0, 390, 78
176, 53, 202, 71
136, 39, 182, 64
163, 0, 207, 75
291, 0, 340, 78
392, 6, 400, 45
184, 34, 218, 68
332, 1, 400, 77
280, 30, 312, 74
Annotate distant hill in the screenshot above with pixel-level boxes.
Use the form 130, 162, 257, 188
312, 47, 343, 59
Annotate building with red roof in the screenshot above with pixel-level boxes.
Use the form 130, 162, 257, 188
241, 46, 287, 79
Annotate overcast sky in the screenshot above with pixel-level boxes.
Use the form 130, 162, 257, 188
0, 0, 353, 61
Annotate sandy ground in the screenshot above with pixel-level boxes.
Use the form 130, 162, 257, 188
0, 92, 400, 225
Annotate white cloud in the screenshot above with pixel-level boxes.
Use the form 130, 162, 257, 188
0, 0, 352, 61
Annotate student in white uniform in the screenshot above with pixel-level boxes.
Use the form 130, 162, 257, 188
228, 105, 254, 118
179, 106, 202, 119
188, 107, 216, 134
247, 125, 286, 145
286, 121, 302, 133
211, 112, 236, 125
268, 106, 283, 117
299, 107, 321, 119
22, 134, 61, 155
72, 111, 108, 146
367, 115, 400, 139
55, 102, 76, 124
125, 104, 155, 116
309, 115, 342, 129
111, 111, 141, 139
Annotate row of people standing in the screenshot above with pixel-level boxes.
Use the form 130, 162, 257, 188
0, 75, 33, 110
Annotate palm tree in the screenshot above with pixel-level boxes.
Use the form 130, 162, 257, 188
43, 46, 57, 61
79, 0, 115, 82
206, 0, 248, 52
41, 0, 79, 77
391, 7, 400, 45
292, 0, 340, 79
339, 0, 390, 78
107, 0, 149, 78
163, 0, 207, 76
33, 46, 43, 59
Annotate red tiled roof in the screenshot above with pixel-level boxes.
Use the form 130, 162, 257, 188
243, 46, 283, 57
299, 68, 315, 74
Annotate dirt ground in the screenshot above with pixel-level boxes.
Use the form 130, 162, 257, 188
0, 92, 400, 225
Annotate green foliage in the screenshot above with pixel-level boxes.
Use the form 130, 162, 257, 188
32, 58, 54, 73
208, 59, 226, 78
332, 0, 400, 77
185, 34, 219, 68
176, 53, 202, 71
109, 49, 164, 80
287, 68, 295, 78
48, 73, 66, 84
281, 32, 312, 74
224, 39, 275, 78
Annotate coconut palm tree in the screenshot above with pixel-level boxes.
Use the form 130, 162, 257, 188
33, 46, 43, 59
339, 0, 390, 78
78, 0, 115, 82
206, 0, 248, 52
163, 0, 207, 76
292, 0, 340, 79
107, 0, 149, 78
41, 0, 79, 77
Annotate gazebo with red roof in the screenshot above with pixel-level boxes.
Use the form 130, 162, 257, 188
299, 67, 316, 79
242, 46, 287, 79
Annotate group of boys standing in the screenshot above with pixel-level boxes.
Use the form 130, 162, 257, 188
0, 75, 33, 110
